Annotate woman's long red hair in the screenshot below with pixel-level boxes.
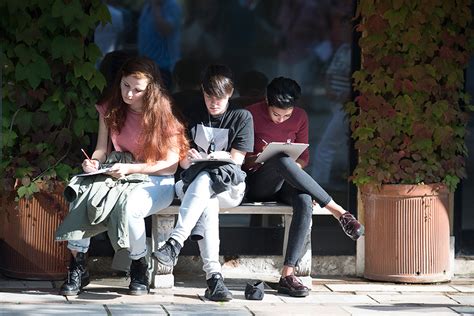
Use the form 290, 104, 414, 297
104, 57, 189, 162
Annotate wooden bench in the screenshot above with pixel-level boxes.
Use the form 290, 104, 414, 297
150, 202, 332, 288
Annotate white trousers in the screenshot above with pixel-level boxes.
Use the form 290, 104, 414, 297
171, 171, 245, 279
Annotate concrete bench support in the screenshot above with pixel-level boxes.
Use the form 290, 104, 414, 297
151, 203, 330, 288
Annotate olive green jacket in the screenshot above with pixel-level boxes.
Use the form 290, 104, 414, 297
55, 152, 150, 251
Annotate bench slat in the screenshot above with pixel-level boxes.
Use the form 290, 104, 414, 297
157, 203, 331, 215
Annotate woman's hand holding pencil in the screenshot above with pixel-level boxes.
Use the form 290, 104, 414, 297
81, 148, 100, 173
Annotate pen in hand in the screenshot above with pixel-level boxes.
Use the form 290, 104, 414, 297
81, 148, 91, 160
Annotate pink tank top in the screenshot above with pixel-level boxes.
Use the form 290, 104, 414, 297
96, 103, 142, 159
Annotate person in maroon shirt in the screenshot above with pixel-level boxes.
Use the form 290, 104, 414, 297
243, 77, 364, 297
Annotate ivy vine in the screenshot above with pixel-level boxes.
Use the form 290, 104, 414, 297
1, 0, 109, 198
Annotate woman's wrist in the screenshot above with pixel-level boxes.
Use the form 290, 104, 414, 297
91, 158, 102, 168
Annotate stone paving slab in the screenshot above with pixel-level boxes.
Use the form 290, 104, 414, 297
326, 283, 457, 293
368, 294, 460, 305
446, 294, 474, 305
105, 304, 167, 315
278, 293, 377, 305
450, 285, 474, 293
246, 304, 351, 315
0, 280, 53, 289
0, 291, 67, 304
451, 306, 474, 314
341, 306, 460, 315
162, 304, 251, 315
66, 287, 206, 305
0, 304, 107, 316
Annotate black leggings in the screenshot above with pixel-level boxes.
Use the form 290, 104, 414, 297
246, 153, 332, 266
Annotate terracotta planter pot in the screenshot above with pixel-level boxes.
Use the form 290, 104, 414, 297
0, 185, 70, 280
361, 184, 450, 283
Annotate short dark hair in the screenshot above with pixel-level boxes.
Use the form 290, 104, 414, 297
266, 77, 301, 109
201, 64, 234, 98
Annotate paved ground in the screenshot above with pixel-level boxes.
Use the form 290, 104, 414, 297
1, 272, 474, 315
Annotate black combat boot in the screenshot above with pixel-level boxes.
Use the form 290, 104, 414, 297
59, 252, 90, 296
128, 256, 150, 295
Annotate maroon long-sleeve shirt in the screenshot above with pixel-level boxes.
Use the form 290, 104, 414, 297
245, 101, 310, 168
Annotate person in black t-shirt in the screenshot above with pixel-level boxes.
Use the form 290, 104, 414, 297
152, 64, 254, 302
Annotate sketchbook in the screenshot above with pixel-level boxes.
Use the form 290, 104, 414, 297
191, 157, 235, 164
75, 167, 113, 177
190, 151, 235, 164
255, 142, 309, 163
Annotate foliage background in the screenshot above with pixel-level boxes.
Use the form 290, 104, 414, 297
1, 0, 109, 198
346, 0, 474, 191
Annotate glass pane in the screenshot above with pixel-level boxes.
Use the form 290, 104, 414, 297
95, 0, 354, 214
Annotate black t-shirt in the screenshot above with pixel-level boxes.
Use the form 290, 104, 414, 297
187, 101, 254, 154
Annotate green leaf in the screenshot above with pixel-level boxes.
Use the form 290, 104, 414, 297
17, 186, 28, 199
51, 36, 83, 63
384, 8, 407, 28
74, 62, 96, 81
88, 71, 106, 91
3, 130, 18, 147
14, 166, 33, 178
353, 127, 375, 140
73, 119, 86, 137
95, 2, 113, 24
56, 163, 75, 181
15, 110, 33, 135
48, 108, 64, 126
14, 55, 51, 89
14, 44, 35, 64
85, 44, 103, 63
62, 0, 84, 26
17, 183, 40, 199
75, 13, 96, 36
51, 0, 66, 18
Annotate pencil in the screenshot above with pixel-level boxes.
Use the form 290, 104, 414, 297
81, 148, 91, 160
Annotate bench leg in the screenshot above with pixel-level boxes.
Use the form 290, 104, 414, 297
283, 214, 313, 289
151, 214, 175, 288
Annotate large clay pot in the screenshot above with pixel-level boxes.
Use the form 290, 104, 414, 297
0, 184, 69, 280
361, 184, 450, 283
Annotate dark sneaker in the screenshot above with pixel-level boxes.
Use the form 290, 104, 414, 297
278, 275, 309, 297
59, 252, 90, 296
128, 257, 149, 296
339, 212, 364, 241
151, 238, 181, 268
245, 280, 265, 300
204, 273, 233, 302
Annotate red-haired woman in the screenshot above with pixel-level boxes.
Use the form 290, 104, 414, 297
59, 57, 188, 296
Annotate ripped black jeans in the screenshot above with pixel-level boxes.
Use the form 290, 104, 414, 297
245, 153, 332, 267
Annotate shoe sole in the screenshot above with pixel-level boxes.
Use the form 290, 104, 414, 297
151, 252, 176, 268
59, 279, 90, 296
59, 290, 80, 296
278, 287, 309, 297
349, 226, 365, 241
128, 290, 150, 296
204, 294, 233, 302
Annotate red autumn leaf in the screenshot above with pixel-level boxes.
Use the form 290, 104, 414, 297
442, 31, 455, 46
440, 46, 454, 59
403, 79, 414, 93
355, 94, 369, 111
393, 78, 403, 93
27, 88, 48, 102
366, 14, 389, 33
